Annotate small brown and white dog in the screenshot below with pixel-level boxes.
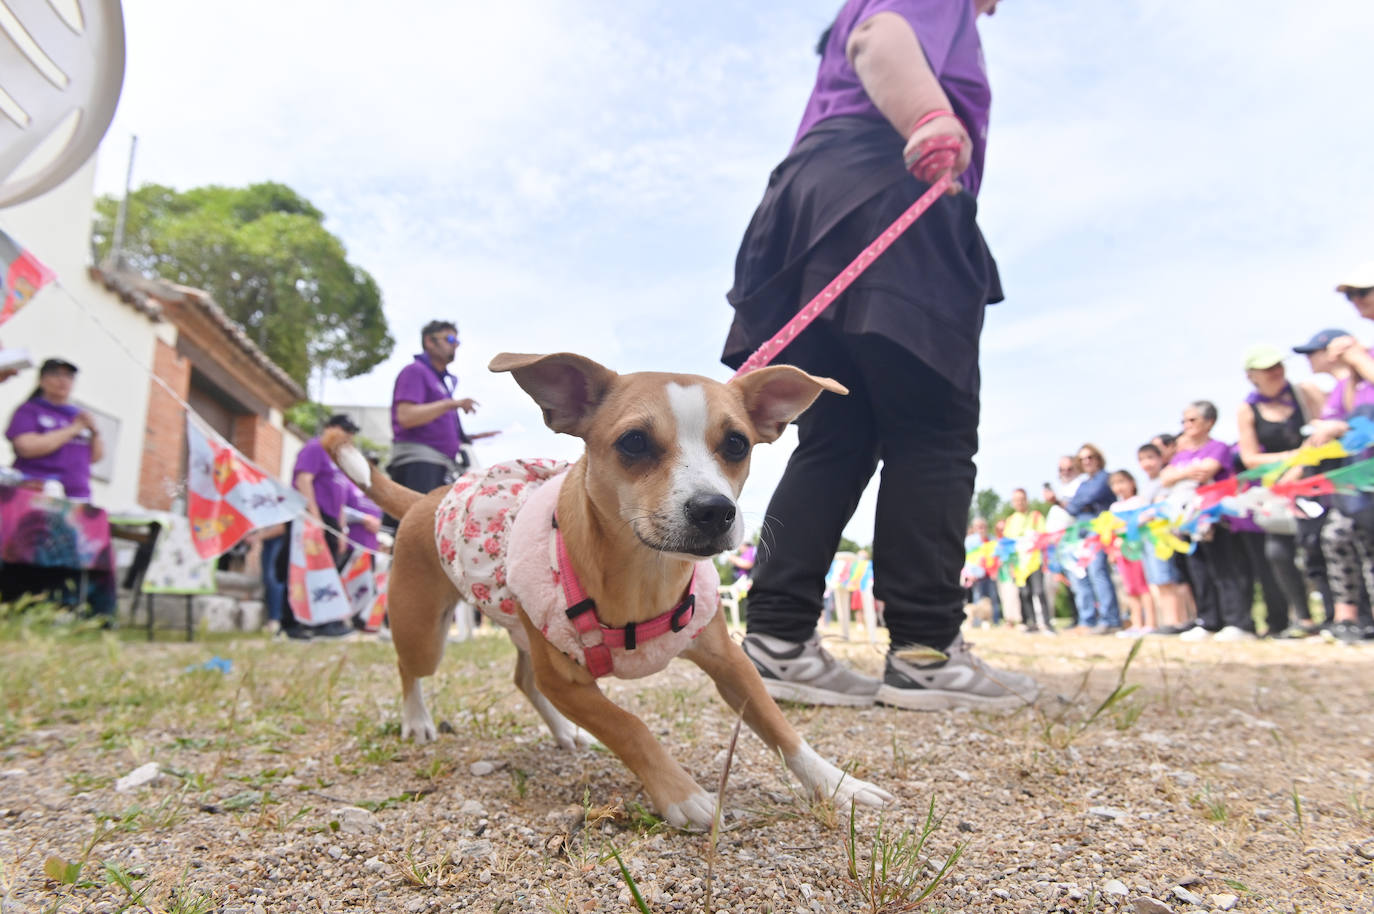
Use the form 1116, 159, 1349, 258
323, 352, 892, 828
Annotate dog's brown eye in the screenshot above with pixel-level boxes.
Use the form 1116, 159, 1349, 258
721, 431, 750, 462
616, 430, 651, 459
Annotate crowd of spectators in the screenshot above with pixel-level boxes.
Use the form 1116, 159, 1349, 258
964, 262, 1374, 644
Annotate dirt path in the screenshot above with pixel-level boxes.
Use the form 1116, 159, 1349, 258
1, 626, 1371, 912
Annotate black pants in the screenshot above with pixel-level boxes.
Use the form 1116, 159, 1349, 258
383, 460, 452, 532
1019, 569, 1051, 629
744, 329, 978, 651
1295, 516, 1336, 623
1259, 532, 1313, 629
1185, 526, 1254, 632
1237, 530, 1303, 635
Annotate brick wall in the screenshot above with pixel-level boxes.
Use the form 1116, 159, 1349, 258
257, 418, 284, 479
234, 415, 284, 478
139, 339, 191, 510
231, 414, 256, 462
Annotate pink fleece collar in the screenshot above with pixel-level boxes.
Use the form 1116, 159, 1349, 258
554, 515, 697, 678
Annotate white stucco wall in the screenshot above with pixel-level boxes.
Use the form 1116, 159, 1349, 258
0, 158, 160, 511
278, 416, 306, 483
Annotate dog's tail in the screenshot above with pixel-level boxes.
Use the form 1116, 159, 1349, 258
320, 427, 427, 521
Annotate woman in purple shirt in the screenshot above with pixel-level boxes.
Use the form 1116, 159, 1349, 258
722, 1, 1035, 712
5, 358, 102, 499
1159, 400, 1255, 641
1301, 343, 1374, 643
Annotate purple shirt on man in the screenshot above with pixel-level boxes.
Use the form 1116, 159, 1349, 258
1170, 439, 1235, 483
795, 0, 991, 196
391, 354, 464, 458
5, 398, 93, 498
293, 437, 347, 521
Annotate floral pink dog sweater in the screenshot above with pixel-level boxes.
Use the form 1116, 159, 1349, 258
434, 459, 718, 679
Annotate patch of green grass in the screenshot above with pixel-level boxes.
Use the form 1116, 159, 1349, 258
1191, 783, 1229, 823
355, 787, 434, 814
64, 770, 113, 793
395, 844, 464, 890
1287, 783, 1307, 845
844, 795, 965, 913
102, 861, 153, 910
510, 766, 530, 799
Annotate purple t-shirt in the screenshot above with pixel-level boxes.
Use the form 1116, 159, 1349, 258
344, 484, 381, 552
1169, 439, 1234, 483
795, 0, 991, 196
1321, 376, 1374, 421
391, 354, 463, 458
5, 398, 93, 498
293, 437, 347, 520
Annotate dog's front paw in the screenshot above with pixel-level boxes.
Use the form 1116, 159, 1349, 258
402, 716, 438, 744
787, 741, 894, 809
547, 719, 594, 752
402, 689, 438, 744
661, 789, 718, 830
829, 772, 894, 809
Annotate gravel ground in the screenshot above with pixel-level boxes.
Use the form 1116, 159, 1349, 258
1, 624, 1372, 913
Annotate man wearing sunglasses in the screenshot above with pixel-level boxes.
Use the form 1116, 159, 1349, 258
386, 320, 496, 529
1321, 263, 1374, 387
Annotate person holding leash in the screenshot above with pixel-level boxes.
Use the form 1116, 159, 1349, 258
722, 0, 1036, 710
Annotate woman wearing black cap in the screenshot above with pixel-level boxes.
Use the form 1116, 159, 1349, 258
4, 358, 101, 499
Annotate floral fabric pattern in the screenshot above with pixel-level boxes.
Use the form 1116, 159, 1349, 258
435, 459, 569, 631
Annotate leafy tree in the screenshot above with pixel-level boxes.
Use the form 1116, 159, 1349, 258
970, 487, 1004, 524
92, 182, 394, 388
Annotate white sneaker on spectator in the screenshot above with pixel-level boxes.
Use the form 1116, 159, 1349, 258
1178, 624, 1214, 642
1213, 625, 1257, 642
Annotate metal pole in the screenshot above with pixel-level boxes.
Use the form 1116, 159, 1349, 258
107, 134, 138, 269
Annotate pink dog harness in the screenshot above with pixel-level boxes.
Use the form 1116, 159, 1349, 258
435, 460, 718, 679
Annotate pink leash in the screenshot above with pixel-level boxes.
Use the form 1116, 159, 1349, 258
731, 132, 959, 378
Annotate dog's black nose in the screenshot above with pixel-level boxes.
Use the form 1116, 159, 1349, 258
685, 494, 736, 536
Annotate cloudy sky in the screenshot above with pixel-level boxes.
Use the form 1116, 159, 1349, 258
93, 0, 1374, 543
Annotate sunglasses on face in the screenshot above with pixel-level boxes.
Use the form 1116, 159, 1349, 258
432, 333, 459, 345
1346, 288, 1373, 303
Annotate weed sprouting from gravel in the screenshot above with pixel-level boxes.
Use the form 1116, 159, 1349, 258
1033, 637, 1144, 750
844, 795, 964, 912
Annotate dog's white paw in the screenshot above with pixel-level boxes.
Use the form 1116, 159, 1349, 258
550, 724, 594, 751
662, 790, 718, 830
401, 715, 438, 744
402, 689, 437, 744
830, 772, 894, 809
787, 741, 894, 809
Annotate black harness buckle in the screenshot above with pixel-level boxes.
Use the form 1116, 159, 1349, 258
565, 597, 596, 621
670, 594, 695, 632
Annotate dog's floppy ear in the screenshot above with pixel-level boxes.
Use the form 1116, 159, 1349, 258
728, 365, 848, 443
490, 352, 619, 436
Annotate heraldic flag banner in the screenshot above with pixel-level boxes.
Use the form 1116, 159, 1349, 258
341, 550, 390, 630
186, 418, 305, 559
0, 229, 56, 326
288, 518, 354, 625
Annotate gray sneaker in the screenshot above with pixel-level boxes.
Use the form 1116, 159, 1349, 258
741, 633, 881, 707
875, 633, 1039, 711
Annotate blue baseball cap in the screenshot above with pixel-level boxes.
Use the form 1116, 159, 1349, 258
1293, 329, 1350, 354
